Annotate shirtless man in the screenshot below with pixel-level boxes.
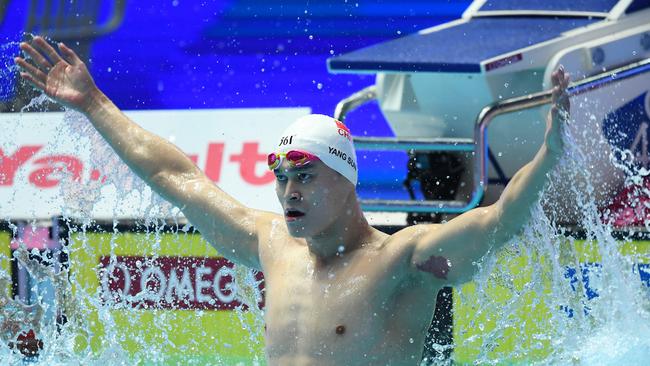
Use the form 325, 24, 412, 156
14, 37, 570, 365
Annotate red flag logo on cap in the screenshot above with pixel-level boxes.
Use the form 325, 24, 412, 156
335, 120, 351, 141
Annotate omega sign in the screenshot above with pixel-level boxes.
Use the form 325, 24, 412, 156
98, 256, 264, 310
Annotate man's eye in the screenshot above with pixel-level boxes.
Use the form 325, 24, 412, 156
298, 173, 312, 181
275, 174, 287, 182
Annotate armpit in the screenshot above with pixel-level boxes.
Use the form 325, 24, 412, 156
415, 255, 451, 280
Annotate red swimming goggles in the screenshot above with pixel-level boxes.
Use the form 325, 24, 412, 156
267, 150, 320, 170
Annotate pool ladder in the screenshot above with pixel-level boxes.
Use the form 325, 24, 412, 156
336, 58, 650, 213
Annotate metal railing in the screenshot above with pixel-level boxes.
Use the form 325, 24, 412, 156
24, 0, 126, 40
336, 57, 650, 213
334, 85, 377, 122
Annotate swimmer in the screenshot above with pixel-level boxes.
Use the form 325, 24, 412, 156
15, 37, 570, 365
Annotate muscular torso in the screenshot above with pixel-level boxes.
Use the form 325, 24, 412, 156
258, 221, 441, 366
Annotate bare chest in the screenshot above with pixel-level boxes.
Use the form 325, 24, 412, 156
261, 249, 430, 363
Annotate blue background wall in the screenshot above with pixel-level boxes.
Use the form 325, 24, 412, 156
1, 0, 471, 198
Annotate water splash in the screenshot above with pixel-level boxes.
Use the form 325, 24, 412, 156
1, 107, 266, 364
0, 41, 21, 102
450, 100, 650, 365
3, 47, 649, 365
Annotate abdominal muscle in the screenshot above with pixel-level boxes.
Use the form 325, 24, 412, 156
259, 234, 440, 366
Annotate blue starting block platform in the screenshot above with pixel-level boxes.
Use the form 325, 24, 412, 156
328, 17, 599, 73
328, 0, 650, 74
478, 0, 620, 12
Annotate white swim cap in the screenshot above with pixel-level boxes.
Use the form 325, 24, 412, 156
275, 114, 358, 185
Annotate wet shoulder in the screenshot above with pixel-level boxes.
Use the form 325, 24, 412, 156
256, 215, 303, 270
372, 224, 443, 276
385, 223, 440, 252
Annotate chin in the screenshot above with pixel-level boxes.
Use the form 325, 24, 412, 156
286, 221, 322, 238
285, 222, 308, 238
286, 227, 304, 237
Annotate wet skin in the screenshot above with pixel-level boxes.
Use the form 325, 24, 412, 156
258, 161, 444, 365
15, 36, 570, 366
259, 223, 441, 365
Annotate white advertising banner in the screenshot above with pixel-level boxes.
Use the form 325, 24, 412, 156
0, 107, 310, 220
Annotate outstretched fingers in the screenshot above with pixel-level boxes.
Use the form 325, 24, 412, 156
551, 68, 560, 88
19, 42, 52, 71
561, 72, 570, 91
58, 42, 83, 66
14, 56, 48, 86
32, 36, 64, 65
551, 66, 570, 114
19, 71, 46, 91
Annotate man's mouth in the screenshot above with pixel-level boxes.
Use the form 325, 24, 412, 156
285, 208, 305, 221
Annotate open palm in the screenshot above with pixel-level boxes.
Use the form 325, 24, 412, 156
545, 66, 571, 154
15, 36, 99, 112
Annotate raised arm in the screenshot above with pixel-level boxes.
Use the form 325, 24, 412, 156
402, 67, 571, 286
15, 36, 277, 270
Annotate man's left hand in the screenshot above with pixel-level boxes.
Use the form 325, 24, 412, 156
545, 66, 571, 155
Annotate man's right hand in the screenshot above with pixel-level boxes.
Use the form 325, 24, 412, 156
14, 36, 272, 271
15, 36, 101, 114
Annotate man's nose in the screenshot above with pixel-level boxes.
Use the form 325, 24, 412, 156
288, 192, 301, 201
284, 181, 302, 201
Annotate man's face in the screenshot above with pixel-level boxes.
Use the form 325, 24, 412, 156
273, 159, 353, 238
